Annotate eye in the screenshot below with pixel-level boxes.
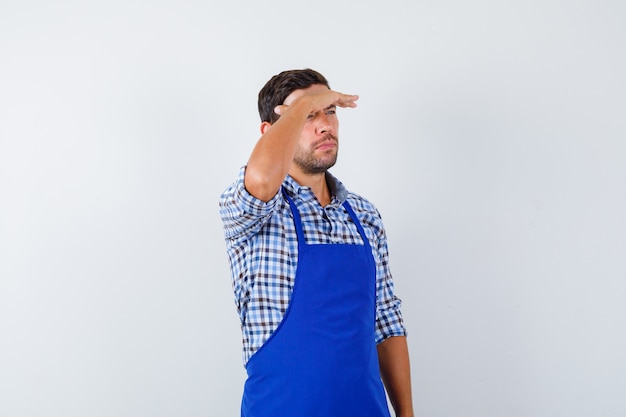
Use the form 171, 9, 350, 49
325, 108, 336, 116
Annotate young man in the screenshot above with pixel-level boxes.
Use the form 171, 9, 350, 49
220, 69, 413, 417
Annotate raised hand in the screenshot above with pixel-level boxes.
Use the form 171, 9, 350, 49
274, 89, 359, 117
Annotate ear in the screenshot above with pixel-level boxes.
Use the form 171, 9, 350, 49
260, 121, 272, 134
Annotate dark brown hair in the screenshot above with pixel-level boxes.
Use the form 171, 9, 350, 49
258, 69, 330, 124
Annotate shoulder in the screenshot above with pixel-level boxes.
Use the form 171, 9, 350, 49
327, 172, 379, 217
326, 171, 384, 226
345, 191, 386, 235
346, 191, 380, 216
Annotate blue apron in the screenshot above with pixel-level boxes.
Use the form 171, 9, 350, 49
241, 189, 391, 417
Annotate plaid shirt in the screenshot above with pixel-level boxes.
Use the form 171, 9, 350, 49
219, 167, 406, 365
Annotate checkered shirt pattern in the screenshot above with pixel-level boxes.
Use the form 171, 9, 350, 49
219, 167, 406, 365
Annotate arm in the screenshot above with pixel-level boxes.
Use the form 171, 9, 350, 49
244, 89, 358, 201
363, 203, 412, 415
377, 336, 414, 417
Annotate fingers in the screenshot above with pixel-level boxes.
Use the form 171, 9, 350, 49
305, 90, 359, 112
335, 93, 359, 108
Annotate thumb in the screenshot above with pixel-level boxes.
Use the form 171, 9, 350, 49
274, 105, 287, 115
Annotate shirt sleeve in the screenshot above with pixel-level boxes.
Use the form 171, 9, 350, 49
369, 208, 408, 344
219, 166, 282, 242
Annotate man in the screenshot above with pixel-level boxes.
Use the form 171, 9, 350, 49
220, 69, 413, 417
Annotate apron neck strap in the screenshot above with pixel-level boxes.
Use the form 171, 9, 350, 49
282, 187, 371, 249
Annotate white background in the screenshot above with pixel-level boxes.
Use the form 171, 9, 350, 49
1, 1, 625, 416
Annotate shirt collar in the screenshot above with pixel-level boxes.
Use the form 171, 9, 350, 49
283, 171, 348, 205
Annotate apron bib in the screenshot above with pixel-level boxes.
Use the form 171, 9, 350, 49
241, 189, 390, 417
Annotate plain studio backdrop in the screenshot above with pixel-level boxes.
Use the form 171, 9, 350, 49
1, 1, 624, 416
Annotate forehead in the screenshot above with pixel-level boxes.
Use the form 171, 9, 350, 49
283, 84, 329, 106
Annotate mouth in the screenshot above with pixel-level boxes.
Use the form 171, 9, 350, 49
314, 135, 338, 150
316, 141, 337, 151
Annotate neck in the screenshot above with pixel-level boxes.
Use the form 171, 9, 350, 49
289, 169, 331, 207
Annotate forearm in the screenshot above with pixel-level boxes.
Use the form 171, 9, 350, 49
377, 336, 414, 417
245, 102, 308, 201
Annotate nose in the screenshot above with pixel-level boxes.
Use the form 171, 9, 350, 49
315, 113, 332, 135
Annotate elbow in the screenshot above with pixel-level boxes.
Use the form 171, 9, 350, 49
244, 169, 281, 202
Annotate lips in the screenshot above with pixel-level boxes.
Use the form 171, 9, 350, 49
314, 134, 338, 150
315, 141, 337, 150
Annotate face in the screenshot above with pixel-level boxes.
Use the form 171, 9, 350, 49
284, 84, 339, 175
